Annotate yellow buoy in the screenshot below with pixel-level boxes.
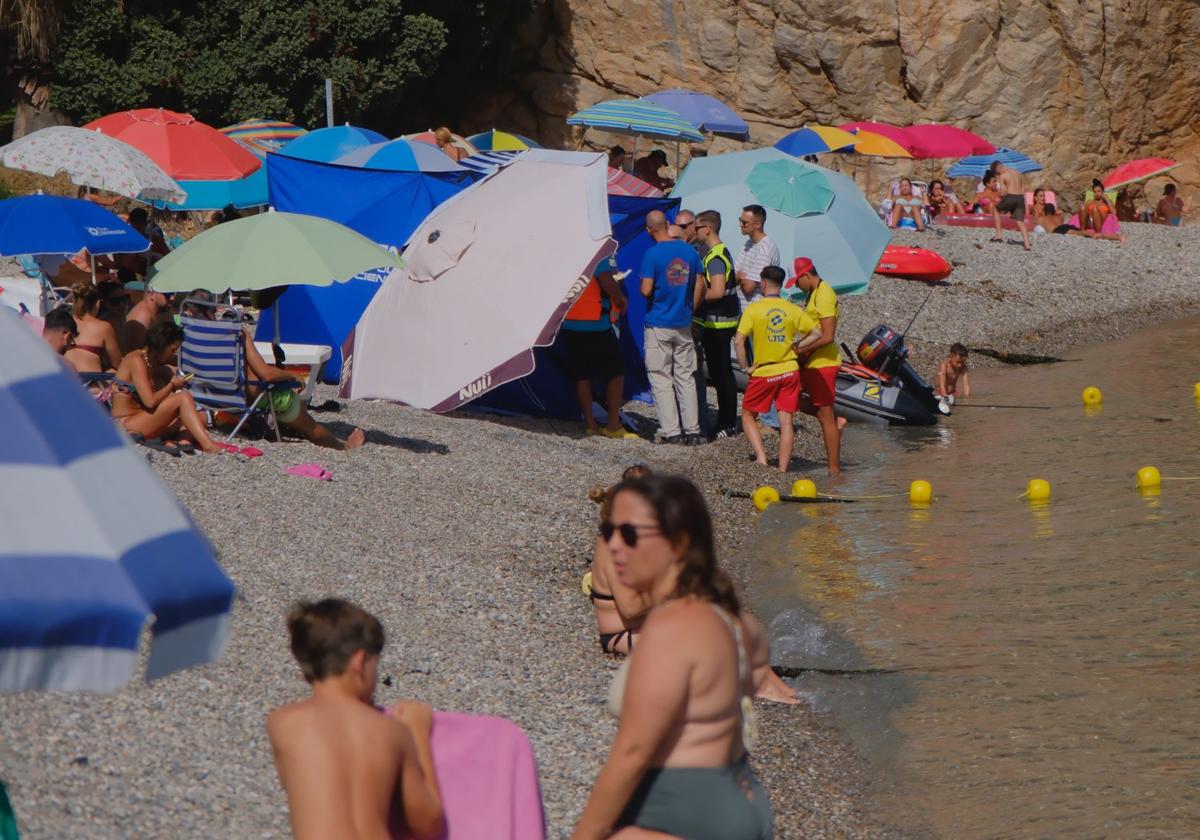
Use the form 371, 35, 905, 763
752, 486, 781, 511
1194, 382, 1200, 400
1026, 478, 1051, 502
1082, 386, 1102, 406
1136, 465, 1162, 490
909, 480, 933, 505
790, 479, 817, 499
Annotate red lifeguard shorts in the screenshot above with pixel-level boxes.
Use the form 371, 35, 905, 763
743, 370, 802, 413
801, 365, 839, 408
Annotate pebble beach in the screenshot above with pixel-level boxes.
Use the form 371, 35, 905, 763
2, 220, 1198, 839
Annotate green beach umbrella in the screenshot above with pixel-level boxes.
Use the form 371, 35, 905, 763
745, 158, 837, 217
149, 210, 400, 293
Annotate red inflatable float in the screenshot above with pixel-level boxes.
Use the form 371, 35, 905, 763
938, 212, 1022, 231
874, 245, 953, 282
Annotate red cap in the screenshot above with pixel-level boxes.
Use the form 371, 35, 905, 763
792, 257, 815, 277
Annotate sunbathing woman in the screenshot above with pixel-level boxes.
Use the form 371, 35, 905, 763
927, 179, 962, 218
1029, 188, 1062, 233
111, 320, 224, 454
889, 178, 924, 230
65, 281, 124, 375
974, 172, 1003, 214
1082, 178, 1113, 233
588, 465, 655, 654
572, 476, 775, 840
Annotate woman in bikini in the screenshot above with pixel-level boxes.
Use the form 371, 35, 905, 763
927, 179, 962, 219
588, 465, 654, 654
65, 281, 124, 375
1082, 178, 1113, 233
111, 320, 223, 454
888, 178, 925, 230
572, 475, 783, 840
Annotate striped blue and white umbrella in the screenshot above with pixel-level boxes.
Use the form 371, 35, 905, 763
0, 309, 236, 692
946, 147, 1042, 179
567, 99, 705, 143
458, 150, 523, 177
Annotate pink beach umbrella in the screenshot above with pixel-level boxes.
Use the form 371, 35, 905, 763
340, 150, 616, 411
606, 166, 664, 197
903, 124, 995, 159
1102, 157, 1179, 189
839, 121, 917, 155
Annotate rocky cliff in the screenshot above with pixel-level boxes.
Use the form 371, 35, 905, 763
480, 0, 1200, 203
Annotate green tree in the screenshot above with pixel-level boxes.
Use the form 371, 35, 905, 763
50, 0, 450, 130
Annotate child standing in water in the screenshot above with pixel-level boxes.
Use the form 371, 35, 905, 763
267, 599, 445, 840
936, 343, 972, 404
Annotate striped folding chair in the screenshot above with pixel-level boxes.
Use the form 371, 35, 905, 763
178, 298, 297, 442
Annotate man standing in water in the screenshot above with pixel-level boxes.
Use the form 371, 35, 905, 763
992, 161, 1031, 251
789, 258, 845, 475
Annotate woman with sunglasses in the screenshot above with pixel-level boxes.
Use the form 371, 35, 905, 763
587, 465, 654, 654
572, 475, 775, 840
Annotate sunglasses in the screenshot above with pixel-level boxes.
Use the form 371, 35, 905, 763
599, 521, 662, 547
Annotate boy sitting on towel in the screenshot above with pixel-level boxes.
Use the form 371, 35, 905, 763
268, 599, 445, 840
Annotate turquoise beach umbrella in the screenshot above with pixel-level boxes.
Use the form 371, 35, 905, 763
675, 148, 889, 295
745, 159, 836, 217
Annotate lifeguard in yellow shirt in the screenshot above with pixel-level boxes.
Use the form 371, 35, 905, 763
734, 265, 824, 472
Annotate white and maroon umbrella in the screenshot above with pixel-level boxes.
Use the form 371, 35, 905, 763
341, 150, 616, 411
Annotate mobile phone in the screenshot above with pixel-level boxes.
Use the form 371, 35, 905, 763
181, 371, 195, 381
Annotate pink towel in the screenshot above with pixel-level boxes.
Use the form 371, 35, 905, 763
396, 711, 545, 840
1067, 213, 1121, 235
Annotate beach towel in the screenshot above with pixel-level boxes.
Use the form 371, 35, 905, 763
397, 711, 545, 840
1067, 213, 1121, 236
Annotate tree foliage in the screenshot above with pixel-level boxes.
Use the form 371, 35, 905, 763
50, 0, 460, 130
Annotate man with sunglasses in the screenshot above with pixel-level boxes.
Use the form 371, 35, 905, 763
733, 204, 780, 312
690, 209, 739, 440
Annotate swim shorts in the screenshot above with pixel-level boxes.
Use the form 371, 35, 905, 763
270, 388, 301, 424
997, 193, 1025, 220
897, 217, 918, 230
801, 364, 839, 408
743, 369, 801, 413
564, 328, 624, 381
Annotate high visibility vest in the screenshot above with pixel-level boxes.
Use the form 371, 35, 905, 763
693, 242, 739, 327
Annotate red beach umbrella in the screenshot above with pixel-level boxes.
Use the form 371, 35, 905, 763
1102, 157, 1179, 189
83, 108, 261, 181
838, 121, 916, 155
903, 124, 995, 159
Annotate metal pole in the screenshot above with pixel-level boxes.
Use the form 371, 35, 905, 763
325, 79, 334, 128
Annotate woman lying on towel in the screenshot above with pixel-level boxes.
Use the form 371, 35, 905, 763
573, 475, 784, 840
111, 321, 224, 453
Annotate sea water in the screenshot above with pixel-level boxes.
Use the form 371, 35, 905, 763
744, 317, 1200, 839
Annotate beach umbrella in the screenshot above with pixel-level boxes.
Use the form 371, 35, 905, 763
674, 148, 889, 295
405, 130, 480, 158
839, 121, 916, 155
335, 139, 467, 173
0, 307, 236, 692
0, 193, 149, 257
845, 129, 914, 159
279, 124, 387, 163
341, 149, 617, 411
152, 166, 269, 212
149, 210, 400, 293
775, 125, 858, 157
606, 167, 664, 198
641, 89, 750, 141
459, 150, 524, 177
0, 125, 187, 204
745, 158, 837, 216
1102, 158, 1179, 189
903, 124, 995, 159
947, 147, 1043, 179
466, 129, 541, 151
219, 118, 306, 154
567, 99, 705, 143
83, 108, 260, 181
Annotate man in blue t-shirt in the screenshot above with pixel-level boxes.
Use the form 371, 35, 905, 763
639, 210, 702, 443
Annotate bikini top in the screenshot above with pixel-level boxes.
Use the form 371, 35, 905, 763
607, 603, 758, 753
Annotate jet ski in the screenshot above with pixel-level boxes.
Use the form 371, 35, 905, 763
835, 325, 948, 425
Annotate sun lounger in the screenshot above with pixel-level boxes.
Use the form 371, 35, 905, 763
395, 711, 545, 840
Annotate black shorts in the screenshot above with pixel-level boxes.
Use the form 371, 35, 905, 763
997, 193, 1025, 220
563, 328, 624, 381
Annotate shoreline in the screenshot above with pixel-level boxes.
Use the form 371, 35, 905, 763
2, 223, 1199, 837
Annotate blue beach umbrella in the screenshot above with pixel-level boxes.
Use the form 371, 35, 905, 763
279, 124, 388, 163
642, 89, 750, 141
0, 308, 236, 692
774, 125, 859, 157
567, 99, 705, 143
335, 138, 466, 173
675, 148, 889, 295
0, 193, 149, 257
947, 147, 1042, 179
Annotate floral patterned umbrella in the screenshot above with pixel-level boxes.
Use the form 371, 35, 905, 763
0, 125, 187, 204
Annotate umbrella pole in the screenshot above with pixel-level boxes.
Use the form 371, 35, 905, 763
675, 140, 680, 183
90, 254, 96, 284
631, 136, 639, 173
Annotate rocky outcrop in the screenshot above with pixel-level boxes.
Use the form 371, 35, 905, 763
480, 0, 1200, 203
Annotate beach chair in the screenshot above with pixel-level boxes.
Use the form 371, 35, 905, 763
16, 256, 71, 315
178, 298, 299, 442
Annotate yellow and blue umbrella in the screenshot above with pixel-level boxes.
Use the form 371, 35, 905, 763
775, 125, 858, 156
675, 148, 889, 295
466, 129, 541, 151
567, 99, 704, 143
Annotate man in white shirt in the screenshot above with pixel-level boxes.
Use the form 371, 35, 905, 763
733, 204, 781, 312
